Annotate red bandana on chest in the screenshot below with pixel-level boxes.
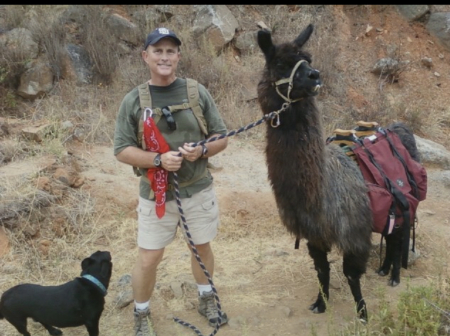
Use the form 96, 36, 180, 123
143, 116, 170, 218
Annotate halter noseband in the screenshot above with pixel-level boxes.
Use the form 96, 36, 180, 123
273, 59, 307, 103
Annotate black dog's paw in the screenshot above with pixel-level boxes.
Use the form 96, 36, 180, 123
47, 326, 63, 335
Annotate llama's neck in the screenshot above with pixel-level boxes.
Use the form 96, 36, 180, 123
265, 100, 326, 208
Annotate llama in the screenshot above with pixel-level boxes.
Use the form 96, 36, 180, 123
256, 24, 421, 322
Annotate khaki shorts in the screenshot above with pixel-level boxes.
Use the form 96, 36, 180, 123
136, 184, 220, 250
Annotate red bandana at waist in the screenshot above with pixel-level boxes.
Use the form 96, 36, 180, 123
143, 117, 170, 218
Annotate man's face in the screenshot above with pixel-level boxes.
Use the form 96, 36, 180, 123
142, 38, 181, 79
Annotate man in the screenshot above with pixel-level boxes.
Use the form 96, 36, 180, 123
113, 27, 229, 336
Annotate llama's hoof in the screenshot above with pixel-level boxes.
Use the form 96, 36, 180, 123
308, 301, 326, 314
357, 301, 368, 323
377, 268, 389, 276
388, 278, 400, 287
359, 316, 368, 324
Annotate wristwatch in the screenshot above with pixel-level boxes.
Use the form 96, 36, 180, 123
153, 153, 161, 167
201, 144, 208, 158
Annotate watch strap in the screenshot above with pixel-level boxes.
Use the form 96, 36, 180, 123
201, 144, 208, 158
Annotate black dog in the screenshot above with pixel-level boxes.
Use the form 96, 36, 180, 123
0, 250, 112, 336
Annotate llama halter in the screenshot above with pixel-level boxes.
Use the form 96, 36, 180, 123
273, 59, 321, 103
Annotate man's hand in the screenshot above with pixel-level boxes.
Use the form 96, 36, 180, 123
178, 143, 202, 162
161, 151, 183, 171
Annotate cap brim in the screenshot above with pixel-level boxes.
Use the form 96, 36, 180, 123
144, 36, 182, 50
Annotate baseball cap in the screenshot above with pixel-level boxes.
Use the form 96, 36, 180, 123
144, 27, 182, 50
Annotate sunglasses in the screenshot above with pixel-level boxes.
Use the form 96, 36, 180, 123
161, 107, 177, 131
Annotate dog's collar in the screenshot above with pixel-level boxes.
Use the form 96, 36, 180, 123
81, 274, 107, 296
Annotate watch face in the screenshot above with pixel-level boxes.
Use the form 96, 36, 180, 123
154, 154, 161, 167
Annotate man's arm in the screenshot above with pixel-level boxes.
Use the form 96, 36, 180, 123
200, 134, 228, 158
116, 146, 183, 171
116, 146, 158, 168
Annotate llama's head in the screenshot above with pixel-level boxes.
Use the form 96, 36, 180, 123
257, 24, 322, 103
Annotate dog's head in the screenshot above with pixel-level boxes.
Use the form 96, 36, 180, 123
80, 251, 113, 290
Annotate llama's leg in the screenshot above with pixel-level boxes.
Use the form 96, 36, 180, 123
378, 230, 402, 286
378, 235, 394, 277
343, 252, 369, 322
307, 242, 330, 314
388, 229, 403, 287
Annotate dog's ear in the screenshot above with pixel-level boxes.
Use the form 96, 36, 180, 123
81, 257, 93, 271
101, 260, 112, 279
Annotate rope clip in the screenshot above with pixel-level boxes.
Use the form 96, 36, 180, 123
143, 107, 153, 120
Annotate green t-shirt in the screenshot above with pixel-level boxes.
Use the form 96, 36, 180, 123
114, 78, 227, 201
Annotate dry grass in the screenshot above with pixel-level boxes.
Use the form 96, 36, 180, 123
79, 6, 121, 85
27, 6, 67, 81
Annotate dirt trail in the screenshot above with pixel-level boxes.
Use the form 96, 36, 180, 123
64, 136, 450, 336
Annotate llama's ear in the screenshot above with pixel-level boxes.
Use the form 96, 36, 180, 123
294, 24, 314, 48
257, 29, 275, 62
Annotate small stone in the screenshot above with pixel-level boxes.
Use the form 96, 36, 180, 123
408, 248, 420, 266
21, 123, 54, 142
117, 274, 132, 287
113, 289, 133, 309
256, 21, 270, 31
421, 57, 433, 68
278, 305, 293, 317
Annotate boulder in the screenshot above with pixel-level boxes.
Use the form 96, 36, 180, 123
192, 5, 239, 54
395, 5, 429, 22
415, 135, 450, 169
17, 59, 54, 99
426, 12, 450, 51
62, 44, 93, 84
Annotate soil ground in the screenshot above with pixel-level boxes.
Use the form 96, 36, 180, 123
1, 134, 449, 336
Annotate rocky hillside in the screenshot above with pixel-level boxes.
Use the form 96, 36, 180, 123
1, 5, 450, 142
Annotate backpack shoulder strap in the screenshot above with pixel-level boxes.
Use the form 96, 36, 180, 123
133, 83, 153, 177
137, 83, 150, 150
138, 82, 151, 110
186, 78, 208, 136
137, 83, 166, 148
